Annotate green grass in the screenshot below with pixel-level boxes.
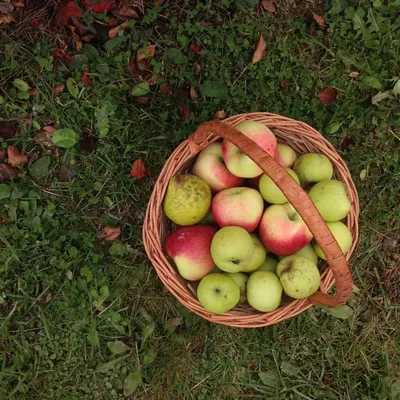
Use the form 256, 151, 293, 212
0, 0, 399, 399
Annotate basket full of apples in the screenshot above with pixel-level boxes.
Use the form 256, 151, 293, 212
143, 113, 359, 328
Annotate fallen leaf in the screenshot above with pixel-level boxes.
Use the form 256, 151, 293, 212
261, 1, 276, 13
137, 45, 156, 62
82, 0, 117, 12
56, 1, 81, 26
349, 71, 359, 79
130, 159, 149, 179
252, 35, 266, 64
35, 131, 54, 149
74, 39, 82, 51
117, 5, 140, 19
190, 44, 203, 54
81, 34, 96, 42
0, 150, 6, 162
359, 168, 367, 180
58, 164, 77, 182
71, 16, 90, 35
214, 110, 227, 119
81, 68, 92, 86
29, 18, 41, 27
28, 88, 38, 96
0, 122, 18, 140
161, 82, 173, 96
53, 85, 65, 94
7, 146, 28, 167
280, 80, 287, 90
99, 226, 121, 241
43, 125, 56, 133
108, 18, 118, 27
52, 49, 72, 61
147, 74, 158, 85
341, 138, 354, 150
190, 87, 199, 100
14, 0, 25, 8
178, 103, 190, 119
371, 90, 392, 105
0, 163, 19, 181
108, 21, 129, 38
318, 87, 338, 103
80, 132, 97, 153
0, 14, 16, 24
0, 4, 14, 13
157, 0, 165, 4
192, 62, 201, 77
134, 97, 150, 104
312, 13, 326, 28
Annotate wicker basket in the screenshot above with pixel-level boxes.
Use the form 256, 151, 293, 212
143, 113, 360, 328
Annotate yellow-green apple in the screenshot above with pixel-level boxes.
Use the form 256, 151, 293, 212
293, 153, 333, 186
277, 256, 320, 299
313, 221, 353, 260
308, 180, 351, 222
279, 244, 318, 265
259, 203, 313, 256
211, 226, 254, 273
211, 187, 264, 232
193, 142, 244, 192
259, 168, 300, 204
222, 121, 277, 178
197, 273, 240, 313
276, 144, 297, 168
247, 271, 283, 312
225, 272, 248, 303
241, 234, 267, 272
165, 225, 217, 281
258, 255, 279, 273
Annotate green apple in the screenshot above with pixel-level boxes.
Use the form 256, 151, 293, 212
279, 244, 318, 265
259, 168, 300, 204
257, 255, 279, 273
197, 273, 240, 313
225, 272, 248, 303
241, 234, 267, 272
293, 153, 333, 186
308, 180, 351, 222
313, 221, 353, 260
211, 226, 254, 273
277, 256, 320, 299
247, 271, 283, 312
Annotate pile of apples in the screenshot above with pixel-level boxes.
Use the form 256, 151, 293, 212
162, 121, 353, 314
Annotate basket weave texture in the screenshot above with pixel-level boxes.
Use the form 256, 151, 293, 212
143, 113, 360, 328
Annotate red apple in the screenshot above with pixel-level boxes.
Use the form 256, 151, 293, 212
165, 225, 217, 281
259, 203, 313, 256
211, 187, 264, 232
222, 121, 277, 178
193, 142, 244, 192
276, 144, 297, 168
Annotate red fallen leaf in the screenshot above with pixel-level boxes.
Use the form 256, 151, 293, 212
312, 13, 326, 28
261, 1, 276, 13
82, 0, 117, 13
28, 88, 38, 96
190, 87, 199, 100
318, 87, 338, 103
53, 85, 65, 94
117, 6, 140, 19
190, 44, 203, 54
178, 102, 190, 119
7, 146, 28, 167
193, 62, 201, 77
137, 44, 156, 62
134, 97, 150, 105
0, 15, 16, 24
161, 82, 172, 96
108, 21, 129, 38
280, 80, 287, 90
0, 163, 19, 181
214, 110, 227, 120
99, 226, 121, 241
29, 18, 41, 28
137, 59, 152, 74
349, 71, 359, 79
252, 35, 266, 64
81, 68, 92, 86
108, 18, 118, 27
43, 125, 56, 133
0, 122, 17, 140
52, 49, 72, 61
130, 159, 149, 179
158, 0, 165, 5
341, 138, 354, 150
56, 1, 81, 26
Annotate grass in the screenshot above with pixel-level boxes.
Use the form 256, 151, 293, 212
0, 0, 399, 399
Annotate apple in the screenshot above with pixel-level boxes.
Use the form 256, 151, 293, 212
241, 234, 267, 273
247, 271, 283, 312
259, 203, 313, 256
276, 143, 297, 168
279, 244, 318, 265
211, 187, 264, 232
197, 273, 240, 314
225, 272, 248, 303
313, 221, 353, 260
293, 153, 333, 186
165, 225, 217, 281
211, 226, 254, 273
257, 255, 279, 273
308, 180, 351, 222
222, 120, 277, 178
277, 256, 320, 299
193, 142, 244, 192
259, 168, 300, 204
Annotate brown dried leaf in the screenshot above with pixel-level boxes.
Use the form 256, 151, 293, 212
28, 88, 38, 96
147, 74, 158, 85
14, 0, 25, 8
108, 21, 129, 38
312, 13, 326, 28
0, 122, 18, 140
161, 82, 173, 96
193, 62, 201, 77
317, 87, 338, 104
0, 4, 14, 13
35, 131, 54, 149
58, 164, 77, 182
54, 84, 65, 94
7, 146, 28, 167
43, 125, 56, 133
261, 1, 276, 13
214, 110, 227, 120
99, 226, 121, 241
252, 35, 266, 64
189, 87, 199, 100
137, 44, 156, 62
134, 97, 150, 105
189, 44, 203, 54
178, 102, 190, 119
349, 71, 360, 79
0, 163, 19, 181
117, 5, 140, 19
0, 14, 16, 24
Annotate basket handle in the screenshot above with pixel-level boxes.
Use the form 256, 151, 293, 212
190, 121, 353, 307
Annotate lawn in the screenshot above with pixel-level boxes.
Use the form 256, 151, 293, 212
0, 0, 399, 399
